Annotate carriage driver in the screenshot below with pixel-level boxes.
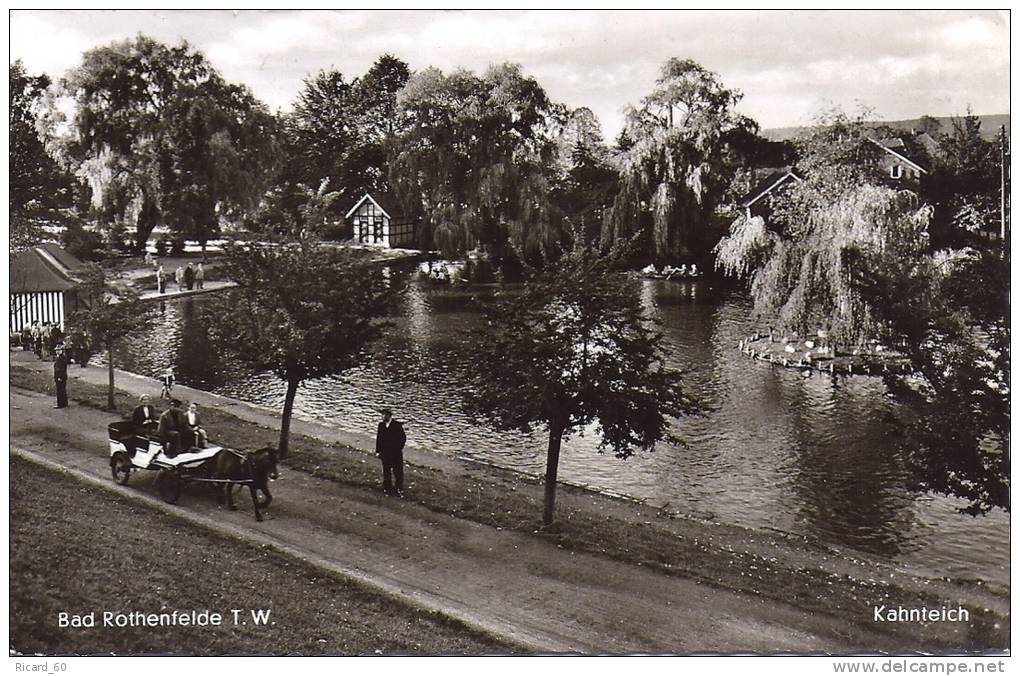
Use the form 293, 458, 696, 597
158, 399, 185, 457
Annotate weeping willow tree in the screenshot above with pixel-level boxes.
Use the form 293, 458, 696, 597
716, 184, 932, 345
603, 58, 755, 261
389, 64, 564, 263
715, 108, 935, 346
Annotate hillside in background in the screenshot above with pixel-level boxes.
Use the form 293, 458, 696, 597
764, 114, 1010, 142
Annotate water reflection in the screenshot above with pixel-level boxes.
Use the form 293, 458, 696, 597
110, 278, 1009, 586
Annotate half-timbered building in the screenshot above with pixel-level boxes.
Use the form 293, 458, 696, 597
344, 192, 417, 248
9, 244, 85, 333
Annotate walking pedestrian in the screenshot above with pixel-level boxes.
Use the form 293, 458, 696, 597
184, 263, 195, 291
195, 263, 205, 289
157, 265, 166, 294
375, 407, 407, 496
53, 344, 70, 408
160, 366, 175, 400
175, 265, 184, 292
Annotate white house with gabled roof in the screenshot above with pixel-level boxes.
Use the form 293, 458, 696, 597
344, 192, 418, 248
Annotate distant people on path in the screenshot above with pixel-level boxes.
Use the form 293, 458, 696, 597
184, 402, 207, 449
175, 266, 185, 292
158, 399, 184, 457
53, 344, 70, 409
161, 367, 176, 400
40, 322, 53, 359
32, 321, 43, 358
157, 265, 166, 294
184, 263, 195, 290
375, 407, 407, 496
195, 263, 205, 289
132, 394, 160, 436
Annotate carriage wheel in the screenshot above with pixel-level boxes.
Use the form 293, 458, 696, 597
156, 470, 181, 504
111, 453, 131, 485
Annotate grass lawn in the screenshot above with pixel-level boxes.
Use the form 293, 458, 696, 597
9, 455, 514, 656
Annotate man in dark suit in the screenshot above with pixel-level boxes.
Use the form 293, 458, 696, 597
132, 394, 159, 435
375, 408, 407, 496
53, 344, 70, 408
158, 399, 185, 457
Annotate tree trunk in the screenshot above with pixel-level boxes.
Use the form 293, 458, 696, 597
106, 342, 116, 411
542, 424, 564, 527
278, 377, 300, 458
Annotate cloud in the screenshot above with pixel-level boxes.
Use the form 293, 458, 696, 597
9, 9, 1010, 138
10, 13, 92, 80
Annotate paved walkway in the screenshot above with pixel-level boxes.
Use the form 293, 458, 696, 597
138, 280, 236, 302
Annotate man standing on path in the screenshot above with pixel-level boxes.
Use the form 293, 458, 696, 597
53, 344, 70, 408
195, 262, 205, 289
375, 408, 407, 496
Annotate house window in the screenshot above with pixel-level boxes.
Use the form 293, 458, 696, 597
890, 165, 903, 179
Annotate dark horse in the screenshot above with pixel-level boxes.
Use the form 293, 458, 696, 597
209, 445, 279, 521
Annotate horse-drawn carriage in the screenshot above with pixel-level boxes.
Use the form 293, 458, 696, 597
107, 420, 278, 521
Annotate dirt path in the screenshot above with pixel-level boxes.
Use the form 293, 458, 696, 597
11, 384, 914, 654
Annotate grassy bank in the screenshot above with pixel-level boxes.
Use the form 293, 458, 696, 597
10, 365, 1008, 650
9, 455, 513, 655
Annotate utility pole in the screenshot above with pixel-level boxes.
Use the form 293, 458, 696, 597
1000, 124, 1009, 246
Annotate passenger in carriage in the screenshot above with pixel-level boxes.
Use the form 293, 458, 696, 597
158, 399, 185, 457
132, 394, 159, 436
184, 402, 208, 449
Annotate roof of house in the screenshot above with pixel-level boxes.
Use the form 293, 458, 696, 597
10, 245, 84, 293
345, 192, 404, 220
37, 242, 84, 272
740, 169, 803, 208
868, 137, 929, 173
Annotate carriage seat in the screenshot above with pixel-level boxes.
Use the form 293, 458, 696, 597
108, 421, 135, 443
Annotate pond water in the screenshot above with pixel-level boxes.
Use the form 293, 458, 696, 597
112, 276, 1009, 587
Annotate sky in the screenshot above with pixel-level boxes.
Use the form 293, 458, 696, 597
9, 9, 1011, 140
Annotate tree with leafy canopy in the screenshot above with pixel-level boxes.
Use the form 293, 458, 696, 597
39, 35, 279, 250
211, 183, 399, 458
286, 55, 410, 223
466, 233, 700, 526
389, 63, 563, 262
926, 109, 1002, 245
10, 61, 77, 250
349, 54, 412, 190
860, 242, 1009, 514
603, 58, 756, 262
65, 264, 155, 410
550, 107, 620, 246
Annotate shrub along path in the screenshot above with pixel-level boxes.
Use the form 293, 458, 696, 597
9, 350, 1008, 654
